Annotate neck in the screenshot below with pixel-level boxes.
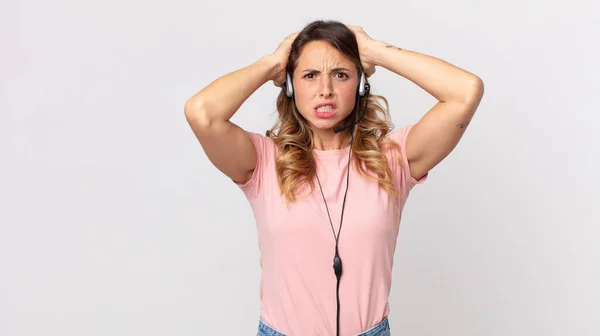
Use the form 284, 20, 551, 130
311, 129, 350, 151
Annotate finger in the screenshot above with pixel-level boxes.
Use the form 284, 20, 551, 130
273, 75, 285, 87
366, 67, 376, 78
346, 25, 362, 33
286, 31, 299, 40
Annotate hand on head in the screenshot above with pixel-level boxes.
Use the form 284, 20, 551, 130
269, 31, 300, 88
345, 25, 377, 79
268, 25, 377, 90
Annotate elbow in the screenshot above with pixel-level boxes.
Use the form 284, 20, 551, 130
462, 77, 484, 117
457, 76, 484, 106
184, 98, 204, 119
184, 99, 213, 129
468, 76, 485, 101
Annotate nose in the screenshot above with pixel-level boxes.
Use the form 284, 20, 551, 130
319, 76, 333, 98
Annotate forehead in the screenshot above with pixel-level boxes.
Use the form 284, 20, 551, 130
296, 40, 355, 70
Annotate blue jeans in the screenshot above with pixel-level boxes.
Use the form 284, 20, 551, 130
257, 316, 391, 336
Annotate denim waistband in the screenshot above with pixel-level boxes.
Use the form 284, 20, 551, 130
257, 316, 390, 336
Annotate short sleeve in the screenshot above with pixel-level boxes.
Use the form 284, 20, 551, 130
234, 131, 274, 199
387, 124, 428, 190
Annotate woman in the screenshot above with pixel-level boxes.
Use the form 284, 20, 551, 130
185, 20, 483, 336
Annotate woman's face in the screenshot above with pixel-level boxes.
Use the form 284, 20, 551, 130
292, 41, 359, 131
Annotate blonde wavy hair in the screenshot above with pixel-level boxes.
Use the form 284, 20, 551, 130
265, 20, 404, 203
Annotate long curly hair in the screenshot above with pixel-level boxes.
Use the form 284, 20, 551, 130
266, 20, 403, 203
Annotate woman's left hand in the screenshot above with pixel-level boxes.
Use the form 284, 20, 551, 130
346, 25, 379, 78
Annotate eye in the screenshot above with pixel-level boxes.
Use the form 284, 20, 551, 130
302, 73, 315, 79
335, 72, 349, 79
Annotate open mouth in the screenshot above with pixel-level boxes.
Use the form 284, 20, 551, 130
314, 104, 337, 119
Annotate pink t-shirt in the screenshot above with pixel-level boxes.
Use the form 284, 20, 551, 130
236, 125, 427, 335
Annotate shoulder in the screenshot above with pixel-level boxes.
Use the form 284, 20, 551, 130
243, 131, 278, 163
384, 124, 428, 186
246, 131, 276, 148
385, 124, 414, 147
235, 131, 277, 197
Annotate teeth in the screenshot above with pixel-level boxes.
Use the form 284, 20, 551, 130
317, 106, 334, 112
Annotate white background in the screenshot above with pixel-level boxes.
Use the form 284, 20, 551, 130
2, 0, 599, 335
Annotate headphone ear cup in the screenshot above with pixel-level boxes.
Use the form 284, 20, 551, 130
358, 71, 366, 97
285, 72, 294, 97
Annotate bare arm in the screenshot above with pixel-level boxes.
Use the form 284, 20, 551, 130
184, 32, 298, 184
368, 43, 484, 180
349, 26, 484, 180
184, 55, 280, 184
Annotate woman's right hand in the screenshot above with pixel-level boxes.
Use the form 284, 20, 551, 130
268, 31, 300, 88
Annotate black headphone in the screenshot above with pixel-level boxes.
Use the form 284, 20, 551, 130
283, 69, 371, 336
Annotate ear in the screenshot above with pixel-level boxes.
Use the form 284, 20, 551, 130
358, 71, 367, 97
285, 72, 294, 97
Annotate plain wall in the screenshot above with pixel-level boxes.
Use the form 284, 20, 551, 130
2, 0, 599, 335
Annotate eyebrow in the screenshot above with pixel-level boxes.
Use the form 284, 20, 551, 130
301, 67, 351, 73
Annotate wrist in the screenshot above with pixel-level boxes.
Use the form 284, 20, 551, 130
365, 40, 393, 67
257, 55, 283, 81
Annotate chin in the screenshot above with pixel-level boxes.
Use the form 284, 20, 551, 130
306, 112, 351, 130
307, 117, 342, 131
